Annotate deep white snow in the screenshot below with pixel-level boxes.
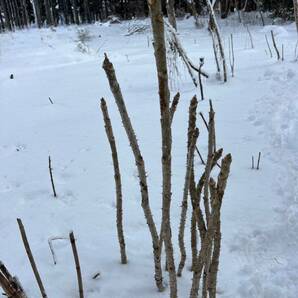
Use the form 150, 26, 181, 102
0, 17, 297, 297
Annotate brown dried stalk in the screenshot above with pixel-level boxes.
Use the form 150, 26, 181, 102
17, 218, 47, 298
0, 262, 27, 298
100, 97, 127, 265
257, 152, 261, 170
177, 96, 198, 277
102, 54, 163, 291
69, 231, 84, 298
48, 155, 57, 197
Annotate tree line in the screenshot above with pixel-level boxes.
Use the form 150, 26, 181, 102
0, 0, 295, 32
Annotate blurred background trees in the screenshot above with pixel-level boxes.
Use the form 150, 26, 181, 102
0, 0, 296, 32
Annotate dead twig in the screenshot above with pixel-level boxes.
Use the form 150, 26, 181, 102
69, 231, 84, 298
48, 155, 57, 197
48, 236, 68, 265
17, 218, 47, 298
257, 152, 261, 170
271, 30, 280, 60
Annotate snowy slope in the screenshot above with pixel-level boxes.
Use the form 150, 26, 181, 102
0, 18, 297, 297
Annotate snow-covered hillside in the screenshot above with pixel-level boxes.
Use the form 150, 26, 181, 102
0, 18, 297, 297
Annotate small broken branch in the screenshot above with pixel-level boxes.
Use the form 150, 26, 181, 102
48, 236, 68, 265
198, 58, 205, 101
69, 231, 84, 298
48, 155, 57, 197
271, 30, 280, 60
257, 152, 261, 170
199, 112, 209, 131
17, 219, 47, 298
170, 92, 180, 124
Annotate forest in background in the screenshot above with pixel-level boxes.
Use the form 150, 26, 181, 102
0, 0, 296, 32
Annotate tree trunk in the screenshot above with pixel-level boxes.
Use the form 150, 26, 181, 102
44, 0, 54, 26
83, 0, 91, 23
72, 0, 80, 25
0, 0, 12, 30
32, 0, 42, 27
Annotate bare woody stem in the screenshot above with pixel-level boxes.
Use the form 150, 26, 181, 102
48, 155, 57, 197
198, 59, 205, 101
257, 152, 261, 170
199, 112, 209, 131
271, 30, 280, 60
69, 231, 84, 298
190, 154, 232, 298
17, 219, 47, 298
177, 96, 198, 277
147, 0, 177, 296
102, 54, 163, 291
203, 101, 215, 227
100, 98, 128, 265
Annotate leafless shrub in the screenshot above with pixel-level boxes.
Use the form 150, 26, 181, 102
76, 28, 93, 54
125, 22, 149, 36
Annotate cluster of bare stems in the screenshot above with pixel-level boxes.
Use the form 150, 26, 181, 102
101, 52, 232, 298
1, 1, 232, 298
100, 2, 232, 296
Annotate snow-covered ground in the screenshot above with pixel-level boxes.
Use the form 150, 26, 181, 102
0, 17, 297, 297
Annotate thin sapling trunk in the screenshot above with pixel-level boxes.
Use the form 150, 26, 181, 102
100, 98, 127, 264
